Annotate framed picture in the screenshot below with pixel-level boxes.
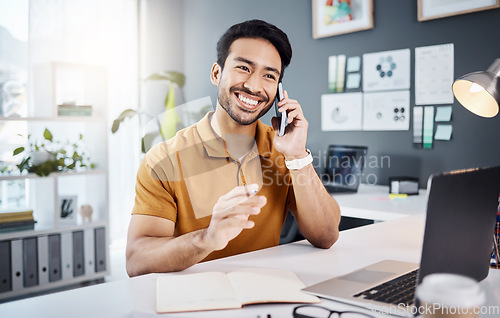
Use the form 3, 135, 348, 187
418, 0, 500, 22
312, 0, 374, 39
59, 195, 78, 225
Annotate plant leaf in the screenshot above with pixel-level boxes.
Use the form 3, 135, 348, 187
145, 71, 185, 88
13, 147, 25, 156
43, 128, 53, 141
111, 109, 138, 133
160, 83, 180, 140
16, 156, 30, 172
119, 109, 138, 120
111, 119, 121, 134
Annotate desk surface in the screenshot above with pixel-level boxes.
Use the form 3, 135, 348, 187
1, 215, 499, 318
333, 184, 428, 221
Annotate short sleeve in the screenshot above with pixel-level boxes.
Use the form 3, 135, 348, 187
132, 151, 178, 222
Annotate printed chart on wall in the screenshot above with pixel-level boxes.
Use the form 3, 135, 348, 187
363, 49, 411, 92
321, 92, 362, 131
415, 43, 454, 105
363, 90, 410, 131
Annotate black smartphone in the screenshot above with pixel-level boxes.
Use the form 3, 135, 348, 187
274, 82, 286, 136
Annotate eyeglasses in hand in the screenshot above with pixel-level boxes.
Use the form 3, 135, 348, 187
293, 304, 376, 318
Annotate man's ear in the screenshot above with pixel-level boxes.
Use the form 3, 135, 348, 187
210, 63, 221, 86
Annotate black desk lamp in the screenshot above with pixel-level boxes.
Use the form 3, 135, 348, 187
452, 58, 500, 118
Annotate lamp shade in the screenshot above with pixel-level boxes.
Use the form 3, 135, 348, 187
452, 58, 500, 118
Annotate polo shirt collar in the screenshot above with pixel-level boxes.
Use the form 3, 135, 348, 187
197, 111, 272, 159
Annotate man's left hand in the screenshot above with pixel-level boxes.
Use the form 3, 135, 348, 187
271, 90, 309, 160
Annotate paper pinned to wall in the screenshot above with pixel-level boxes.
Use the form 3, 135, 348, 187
336, 55, 346, 93
413, 106, 423, 146
435, 124, 453, 140
328, 55, 337, 93
423, 106, 434, 149
321, 92, 362, 131
415, 43, 454, 105
363, 48, 411, 92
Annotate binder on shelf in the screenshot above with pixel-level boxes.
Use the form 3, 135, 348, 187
0, 208, 35, 233
37, 236, 50, 285
48, 234, 62, 282
0, 208, 34, 223
60, 232, 73, 280
0, 240, 12, 293
72, 231, 85, 277
94, 227, 106, 272
10, 239, 23, 290
84, 228, 95, 275
22, 237, 39, 287
0, 220, 36, 233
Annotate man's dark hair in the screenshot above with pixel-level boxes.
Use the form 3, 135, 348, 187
216, 19, 292, 81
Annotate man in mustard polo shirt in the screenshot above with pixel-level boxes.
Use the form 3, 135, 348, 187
126, 19, 341, 276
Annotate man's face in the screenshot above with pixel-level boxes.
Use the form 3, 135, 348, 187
212, 38, 282, 126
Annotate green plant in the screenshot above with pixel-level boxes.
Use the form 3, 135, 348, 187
111, 71, 185, 143
12, 128, 95, 177
111, 70, 213, 153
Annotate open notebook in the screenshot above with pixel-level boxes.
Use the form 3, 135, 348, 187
156, 268, 319, 313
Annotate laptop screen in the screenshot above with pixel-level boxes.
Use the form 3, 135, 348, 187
323, 145, 368, 190
418, 165, 500, 283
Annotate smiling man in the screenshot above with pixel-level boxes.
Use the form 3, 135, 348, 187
126, 19, 341, 276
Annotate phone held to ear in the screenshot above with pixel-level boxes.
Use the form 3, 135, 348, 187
274, 82, 287, 136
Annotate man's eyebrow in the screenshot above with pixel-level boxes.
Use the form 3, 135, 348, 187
233, 57, 281, 77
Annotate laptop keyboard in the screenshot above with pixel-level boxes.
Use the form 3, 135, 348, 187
353, 269, 418, 306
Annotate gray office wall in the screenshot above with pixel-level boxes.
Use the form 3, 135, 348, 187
175, 0, 500, 188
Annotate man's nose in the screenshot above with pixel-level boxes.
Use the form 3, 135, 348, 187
243, 73, 263, 94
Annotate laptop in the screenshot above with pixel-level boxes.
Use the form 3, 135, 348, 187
304, 165, 500, 316
321, 145, 368, 193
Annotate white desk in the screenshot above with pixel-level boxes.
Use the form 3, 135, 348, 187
1, 215, 499, 318
333, 184, 428, 221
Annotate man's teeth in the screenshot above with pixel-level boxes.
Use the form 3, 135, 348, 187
238, 94, 258, 106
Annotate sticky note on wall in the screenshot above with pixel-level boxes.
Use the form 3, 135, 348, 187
347, 56, 361, 72
435, 106, 452, 122
435, 124, 453, 140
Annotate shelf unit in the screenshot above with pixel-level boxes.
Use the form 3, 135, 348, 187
0, 62, 109, 302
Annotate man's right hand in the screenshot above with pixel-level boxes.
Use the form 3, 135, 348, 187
205, 184, 267, 251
